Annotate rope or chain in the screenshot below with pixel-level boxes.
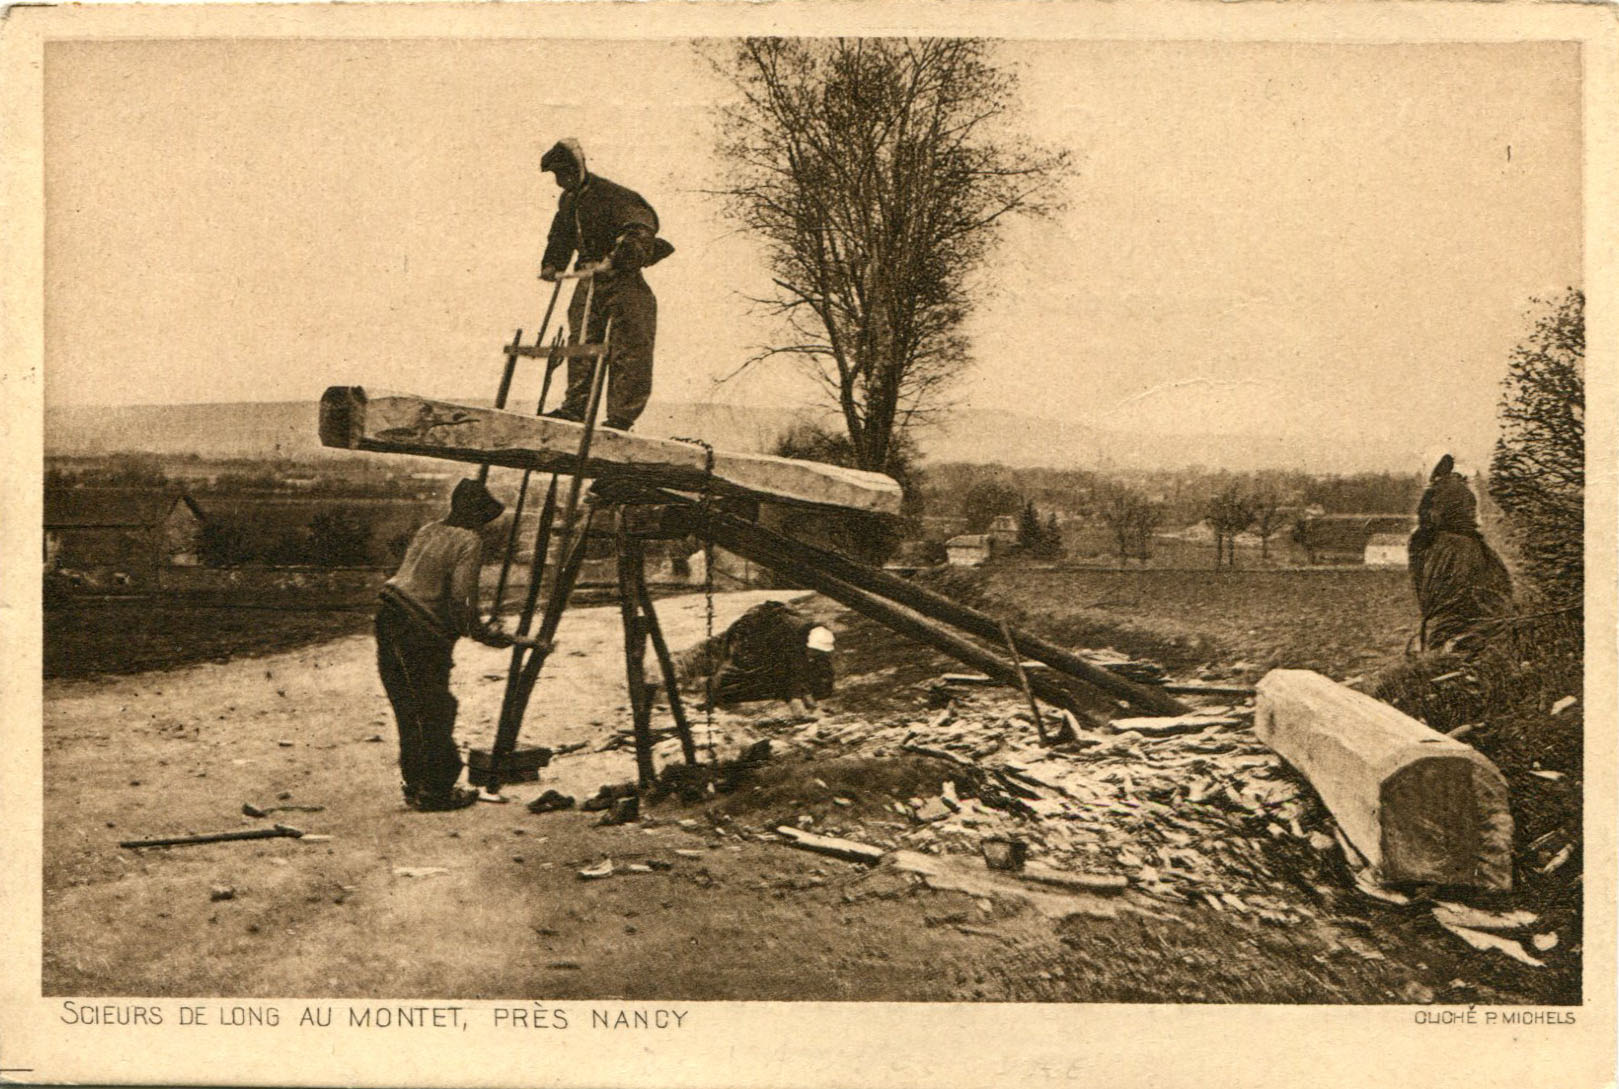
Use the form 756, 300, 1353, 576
671, 435, 719, 764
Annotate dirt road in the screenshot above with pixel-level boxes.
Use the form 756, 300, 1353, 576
43, 589, 1558, 1003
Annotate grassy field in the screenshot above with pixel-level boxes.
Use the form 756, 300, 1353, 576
44, 599, 377, 679
926, 564, 1417, 680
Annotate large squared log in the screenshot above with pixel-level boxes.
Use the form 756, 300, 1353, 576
1255, 669, 1512, 891
318, 387, 903, 516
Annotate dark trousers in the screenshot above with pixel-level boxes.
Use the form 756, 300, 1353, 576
557, 273, 656, 430
375, 600, 464, 796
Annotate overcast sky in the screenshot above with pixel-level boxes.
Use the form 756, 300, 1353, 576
44, 38, 1580, 470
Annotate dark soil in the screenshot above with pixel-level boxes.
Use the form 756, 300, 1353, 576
44, 599, 375, 679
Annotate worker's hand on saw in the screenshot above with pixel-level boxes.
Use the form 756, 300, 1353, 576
511, 634, 552, 652
539, 266, 561, 283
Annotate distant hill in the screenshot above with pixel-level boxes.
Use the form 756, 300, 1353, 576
45, 398, 1417, 473
44, 400, 815, 462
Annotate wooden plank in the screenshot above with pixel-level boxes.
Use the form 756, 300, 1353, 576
1254, 669, 1512, 891
1161, 682, 1256, 698
319, 387, 902, 516
1016, 864, 1130, 894
1110, 714, 1242, 736
679, 501, 1190, 717
503, 343, 607, 360
696, 514, 1101, 719
774, 826, 886, 864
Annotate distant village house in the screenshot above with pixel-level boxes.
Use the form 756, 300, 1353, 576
1297, 514, 1417, 565
44, 488, 207, 587
1363, 533, 1410, 568
945, 533, 996, 567
986, 513, 1019, 547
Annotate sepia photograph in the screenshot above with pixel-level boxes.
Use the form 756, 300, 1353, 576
2, 2, 1614, 1086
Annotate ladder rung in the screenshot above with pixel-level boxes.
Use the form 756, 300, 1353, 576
503, 343, 608, 360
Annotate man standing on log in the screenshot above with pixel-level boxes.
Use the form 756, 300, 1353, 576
376, 479, 539, 811
539, 138, 673, 432
1408, 454, 1514, 653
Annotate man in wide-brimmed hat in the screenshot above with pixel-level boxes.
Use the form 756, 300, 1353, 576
376, 478, 541, 811
538, 137, 674, 432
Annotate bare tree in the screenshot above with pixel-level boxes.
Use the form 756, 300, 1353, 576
710, 38, 1070, 472
1291, 514, 1322, 566
960, 477, 1022, 534
1490, 289, 1583, 609
1206, 485, 1255, 568
1097, 482, 1158, 568
1251, 489, 1285, 562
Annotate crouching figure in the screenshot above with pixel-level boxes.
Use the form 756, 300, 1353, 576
676, 600, 835, 716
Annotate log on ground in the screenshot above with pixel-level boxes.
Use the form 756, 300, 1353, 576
774, 826, 886, 864
318, 387, 902, 516
1254, 669, 1512, 891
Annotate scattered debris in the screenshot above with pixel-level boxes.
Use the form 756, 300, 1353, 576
1531, 932, 1559, 952
1437, 919, 1545, 968
527, 790, 576, 814
1550, 696, 1577, 716
1018, 864, 1128, 895
982, 837, 1027, 872
1432, 902, 1538, 933
393, 866, 449, 879
577, 860, 615, 881
940, 673, 1001, 687
598, 796, 641, 827
892, 851, 1121, 920
900, 736, 975, 767
120, 823, 305, 849
582, 782, 639, 812
1110, 714, 1241, 736
1536, 844, 1574, 876
737, 739, 772, 763
1399, 980, 1436, 1005
1159, 682, 1255, 699
467, 745, 552, 787
774, 826, 885, 865
242, 801, 324, 818
209, 885, 236, 901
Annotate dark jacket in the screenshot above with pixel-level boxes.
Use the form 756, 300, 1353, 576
1407, 472, 1513, 650
541, 175, 669, 279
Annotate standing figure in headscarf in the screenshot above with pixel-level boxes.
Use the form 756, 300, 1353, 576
538, 138, 674, 432
1408, 454, 1514, 653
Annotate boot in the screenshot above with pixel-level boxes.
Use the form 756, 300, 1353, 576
411, 786, 479, 812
